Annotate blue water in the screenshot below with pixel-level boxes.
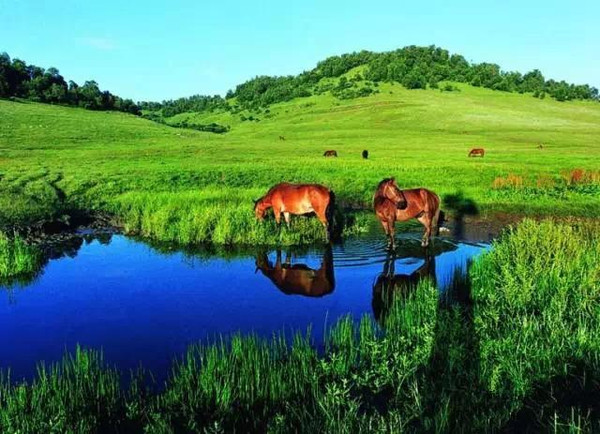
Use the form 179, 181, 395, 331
1, 231, 488, 382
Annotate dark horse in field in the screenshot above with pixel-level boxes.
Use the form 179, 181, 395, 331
373, 178, 441, 248
254, 183, 335, 240
323, 150, 338, 157
362, 150, 369, 159
255, 247, 335, 297
372, 252, 435, 323
468, 148, 485, 157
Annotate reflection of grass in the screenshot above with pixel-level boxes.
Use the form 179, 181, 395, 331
2, 219, 600, 431
0, 232, 41, 280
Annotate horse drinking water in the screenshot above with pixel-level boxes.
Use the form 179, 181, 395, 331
254, 183, 335, 240
373, 178, 442, 248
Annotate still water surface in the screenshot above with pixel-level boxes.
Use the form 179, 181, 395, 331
1, 230, 488, 382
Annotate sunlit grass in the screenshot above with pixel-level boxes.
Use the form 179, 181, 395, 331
1, 81, 599, 244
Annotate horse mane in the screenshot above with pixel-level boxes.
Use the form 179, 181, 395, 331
376, 178, 394, 190
257, 182, 292, 204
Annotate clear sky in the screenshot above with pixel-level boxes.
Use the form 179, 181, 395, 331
1, 0, 598, 102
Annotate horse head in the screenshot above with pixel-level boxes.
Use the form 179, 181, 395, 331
381, 178, 407, 210
253, 197, 268, 220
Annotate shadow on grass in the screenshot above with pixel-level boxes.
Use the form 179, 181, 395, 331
442, 191, 479, 240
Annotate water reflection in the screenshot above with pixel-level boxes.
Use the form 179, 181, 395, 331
1, 232, 115, 291
1, 228, 489, 383
372, 252, 436, 323
255, 247, 335, 297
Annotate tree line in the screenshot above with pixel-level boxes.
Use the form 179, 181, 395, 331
228, 45, 599, 108
0, 52, 140, 114
4, 46, 598, 120
139, 94, 228, 117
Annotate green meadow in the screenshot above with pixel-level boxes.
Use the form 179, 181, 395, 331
1, 64, 600, 432
1, 79, 599, 247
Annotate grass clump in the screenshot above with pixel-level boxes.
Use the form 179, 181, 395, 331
0, 347, 123, 433
112, 189, 368, 246
0, 232, 41, 280
472, 219, 600, 410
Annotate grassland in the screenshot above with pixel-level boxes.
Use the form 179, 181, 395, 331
1, 219, 599, 432
1, 79, 599, 249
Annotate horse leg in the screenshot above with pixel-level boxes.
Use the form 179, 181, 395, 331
273, 208, 282, 226
315, 209, 330, 242
380, 220, 389, 237
388, 220, 396, 250
431, 207, 441, 237
283, 212, 291, 228
418, 215, 432, 247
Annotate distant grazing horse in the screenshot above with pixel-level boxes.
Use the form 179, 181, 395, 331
372, 252, 435, 323
362, 150, 369, 159
537, 143, 544, 149
279, 135, 285, 141
254, 183, 335, 240
468, 148, 485, 157
255, 247, 335, 297
323, 150, 338, 157
373, 178, 441, 248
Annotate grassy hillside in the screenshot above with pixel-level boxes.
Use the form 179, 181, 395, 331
1, 81, 599, 244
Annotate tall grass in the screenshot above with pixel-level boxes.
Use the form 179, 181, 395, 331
112, 189, 369, 245
472, 219, 600, 409
0, 232, 40, 280
1, 219, 600, 432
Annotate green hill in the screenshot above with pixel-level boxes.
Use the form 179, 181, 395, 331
1, 79, 599, 244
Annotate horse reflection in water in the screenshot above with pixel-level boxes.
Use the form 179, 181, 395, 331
372, 252, 436, 324
255, 247, 335, 297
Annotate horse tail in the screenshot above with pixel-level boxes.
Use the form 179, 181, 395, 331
326, 189, 336, 234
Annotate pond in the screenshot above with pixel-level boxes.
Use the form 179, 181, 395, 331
1, 225, 490, 383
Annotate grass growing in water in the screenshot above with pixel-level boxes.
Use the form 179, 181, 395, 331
0, 232, 40, 280
112, 189, 369, 245
1, 219, 600, 432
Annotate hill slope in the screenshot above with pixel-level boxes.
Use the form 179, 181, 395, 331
1, 82, 599, 243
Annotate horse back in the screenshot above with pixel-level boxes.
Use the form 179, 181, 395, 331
395, 188, 440, 220
270, 183, 331, 213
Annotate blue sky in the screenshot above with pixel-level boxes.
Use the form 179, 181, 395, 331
1, 0, 598, 102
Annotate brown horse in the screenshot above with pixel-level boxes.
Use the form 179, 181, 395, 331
373, 178, 441, 248
254, 183, 335, 240
468, 148, 485, 157
323, 150, 338, 157
372, 252, 435, 323
255, 248, 335, 297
